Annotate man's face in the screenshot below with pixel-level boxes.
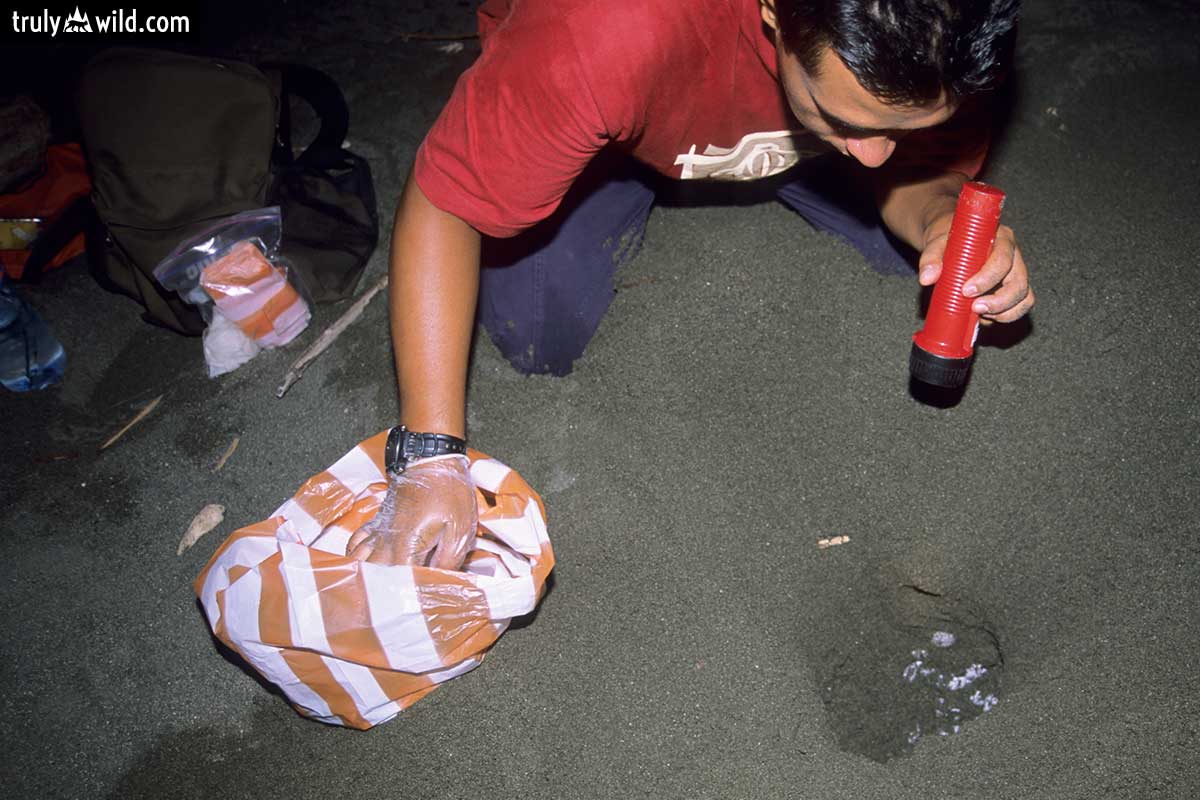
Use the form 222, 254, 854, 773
763, 5, 959, 167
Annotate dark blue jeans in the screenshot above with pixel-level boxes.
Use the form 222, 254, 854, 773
478, 152, 914, 375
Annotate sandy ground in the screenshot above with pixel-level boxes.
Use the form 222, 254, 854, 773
1, 1, 1198, 798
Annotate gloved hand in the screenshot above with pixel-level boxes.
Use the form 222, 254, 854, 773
347, 455, 478, 569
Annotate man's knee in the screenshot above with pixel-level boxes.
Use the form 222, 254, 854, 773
483, 313, 594, 377
475, 150, 655, 376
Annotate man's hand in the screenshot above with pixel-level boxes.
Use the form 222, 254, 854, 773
347, 456, 478, 569
917, 214, 1035, 325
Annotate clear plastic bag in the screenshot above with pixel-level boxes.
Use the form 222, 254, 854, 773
153, 207, 311, 376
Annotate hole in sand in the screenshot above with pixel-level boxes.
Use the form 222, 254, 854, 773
816, 585, 1004, 763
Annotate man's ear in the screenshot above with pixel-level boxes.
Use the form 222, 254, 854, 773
760, 0, 778, 32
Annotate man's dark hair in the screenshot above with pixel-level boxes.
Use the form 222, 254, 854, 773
774, 0, 1019, 106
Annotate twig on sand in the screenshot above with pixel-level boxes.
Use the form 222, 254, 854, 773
177, 503, 225, 556
817, 535, 851, 549
394, 31, 479, 42
100, 394, 163, 451
32, 451, 80, 464
276, 275, 389, 398
212, 436, 240, 473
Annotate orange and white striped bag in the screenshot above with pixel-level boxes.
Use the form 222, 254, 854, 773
194, 430, 553, 729
199, 240, 310, 347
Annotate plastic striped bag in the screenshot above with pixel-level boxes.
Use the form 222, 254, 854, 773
194, 430, 553, 729
199, 239, 310, 348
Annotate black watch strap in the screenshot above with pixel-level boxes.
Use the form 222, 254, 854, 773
385, 425, 467, 474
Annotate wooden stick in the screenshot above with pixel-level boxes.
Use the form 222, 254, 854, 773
100, 394, 163, 451
394, 32, 479, 42
816, 535, 851, 549
276, 274, 389, 398
212, 436, 240, 473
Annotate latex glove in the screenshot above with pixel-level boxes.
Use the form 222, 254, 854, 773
347, 456, 477, 569
917, 215, 1035, 325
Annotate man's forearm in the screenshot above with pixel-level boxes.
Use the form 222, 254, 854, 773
875, 169, 969, 251
389, 174, 481, 439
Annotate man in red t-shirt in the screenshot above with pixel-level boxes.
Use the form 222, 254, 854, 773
347, 0, 1035, 567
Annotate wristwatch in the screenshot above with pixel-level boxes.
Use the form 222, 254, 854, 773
384, 425, 467, 475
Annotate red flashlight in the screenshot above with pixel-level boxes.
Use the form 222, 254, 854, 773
909, 182, 1006, 387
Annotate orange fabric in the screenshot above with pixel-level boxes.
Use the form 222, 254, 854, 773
0, 143, 90, 280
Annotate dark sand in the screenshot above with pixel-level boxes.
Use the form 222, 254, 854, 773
1, 1, 1197, 797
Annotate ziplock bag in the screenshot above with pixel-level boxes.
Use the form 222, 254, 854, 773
154, 207, 311, 376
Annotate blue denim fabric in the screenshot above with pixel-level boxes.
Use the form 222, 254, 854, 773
477, 153, 912, 375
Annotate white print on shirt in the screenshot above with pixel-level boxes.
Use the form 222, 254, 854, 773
673, 130, 825, 180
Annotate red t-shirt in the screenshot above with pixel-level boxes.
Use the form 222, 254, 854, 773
415, 0, 988, 238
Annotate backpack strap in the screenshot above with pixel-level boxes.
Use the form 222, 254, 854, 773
263, 62, 351, 169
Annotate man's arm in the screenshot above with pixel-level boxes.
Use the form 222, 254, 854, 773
875, 169, 965, 253
345, 174, 482, 569
389, 173, 481, 439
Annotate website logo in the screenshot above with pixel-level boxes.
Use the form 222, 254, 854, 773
63, 6, 91, 33
10, 7, 192, 37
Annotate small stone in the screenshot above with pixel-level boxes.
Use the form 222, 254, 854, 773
931, 630, 956, 648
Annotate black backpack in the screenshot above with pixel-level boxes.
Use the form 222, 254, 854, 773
77, 47, 378, 335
